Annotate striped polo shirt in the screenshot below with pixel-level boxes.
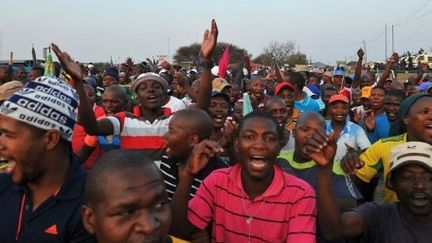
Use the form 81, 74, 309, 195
188, 164, 316, 243
105, 106, 172, 162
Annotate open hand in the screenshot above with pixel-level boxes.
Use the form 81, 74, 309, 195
357, 48, 364, 59
201, 19, 218, 59
352, 108, 362, 124
364, 110, 375, 131
51, 43, 84, 81
220, 118, 238, 147
389, 52, 399, 64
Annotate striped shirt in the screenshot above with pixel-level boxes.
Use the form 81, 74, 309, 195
188, 164, 316, 243
105, 106, 172, 162
160, 154, 229, 200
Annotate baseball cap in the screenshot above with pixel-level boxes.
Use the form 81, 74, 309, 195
210, 91, 230, 102
329, 93, 349, 104
274, 82, 295, 95
416, 82, 432, 92
386, 142, 432, 188
212, 78, 231, 93
361, 86, 372, 98
333, 69, 345, 77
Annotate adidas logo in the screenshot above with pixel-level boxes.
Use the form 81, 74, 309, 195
44, 224, 58, 235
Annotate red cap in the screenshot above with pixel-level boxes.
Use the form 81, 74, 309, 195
329, 93, 349, 104
275, 82, 295, 95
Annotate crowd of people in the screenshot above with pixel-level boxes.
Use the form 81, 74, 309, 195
0, 19, 431, 243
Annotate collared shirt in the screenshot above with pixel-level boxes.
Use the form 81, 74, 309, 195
294, 92, 320, 112
106, 106, 172, 162
0, 156, 94, 242
326, 120, 371, 161
356, 133, 407, 202
188, 164, 316, 243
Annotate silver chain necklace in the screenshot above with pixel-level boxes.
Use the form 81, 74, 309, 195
241, 192, 266, 242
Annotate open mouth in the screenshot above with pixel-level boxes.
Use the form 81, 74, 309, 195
411, 193, 430, 207
147, 95, 159, 102
213, 115, 225, 123
249, 155, 267, 169
1, 160, 16, 174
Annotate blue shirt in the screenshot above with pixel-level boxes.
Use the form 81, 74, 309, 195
366, 112, 390, 143
326, 120, 371, 161
0, 156, 94, 242
294, 92, 320, 112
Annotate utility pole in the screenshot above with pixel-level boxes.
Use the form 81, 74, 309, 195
385, 24, 388, 60
0, 31, 2, 60
391, 25, 395, 54
167, 38, 171, 63
363, 40, 367, 63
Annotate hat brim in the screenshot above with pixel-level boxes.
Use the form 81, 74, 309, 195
211, 91, 230, 102
386, 159, 432, 189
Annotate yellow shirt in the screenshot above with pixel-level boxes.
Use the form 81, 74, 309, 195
170, 235, 190, 243
356, 133, 407, 202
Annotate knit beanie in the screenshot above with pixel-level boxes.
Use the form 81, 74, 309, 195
103, 67, 119, 80
0, 76, 79, 141
389, 93, 432, 136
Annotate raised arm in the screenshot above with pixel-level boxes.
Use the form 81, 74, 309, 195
413, 63, 429, 85
170, 139, 223, 238
195, 19, 218, 110
52, 43, 113, 136
377, 53, 398, 88
305, 129, 364, 240
352, 48, 364, 89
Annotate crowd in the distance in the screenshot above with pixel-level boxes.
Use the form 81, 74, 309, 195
0, 19, 431, 243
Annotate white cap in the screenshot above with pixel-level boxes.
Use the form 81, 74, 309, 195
386, 142, 432, 187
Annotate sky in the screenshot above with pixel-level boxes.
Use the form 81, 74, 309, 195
1, 0, 432, 65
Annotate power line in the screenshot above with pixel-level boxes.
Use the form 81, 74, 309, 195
409, 7, 432, 22
394, 0, 432, 26
367, 29, 385, 43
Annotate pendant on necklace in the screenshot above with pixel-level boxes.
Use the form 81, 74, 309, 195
246, 217, 253, 224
